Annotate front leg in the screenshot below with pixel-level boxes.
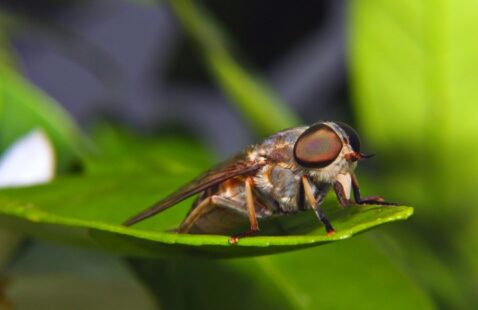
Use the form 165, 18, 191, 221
333, 181, 353, 207
351, 174, 399, 206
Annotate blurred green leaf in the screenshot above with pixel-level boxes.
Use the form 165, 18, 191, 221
0, 33, 16, 71
348, 0, 478, 215
0, 131, 413, 258
453, 214, 478, 305
84, 124, 212, 176
169, 0, 300, 135
370, 228, 469, 309
0, 67, 92, 170
133, 236, 435, 309
346, 176, 470, 309
0, 29, 91, 170
0, 228, 22, 269
6, 242, 157, 310
348, 1, 478, 308
0, 30, 90, 270
0, 32, 23, 273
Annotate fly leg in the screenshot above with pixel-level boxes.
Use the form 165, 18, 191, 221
229, 177, 259, 244
179, 196, 216, 233
333, 181, 353, 207
302, 176, 335, 235
351, 174, 399, 206
179, 195, 247, 234
176, 195, 250, 233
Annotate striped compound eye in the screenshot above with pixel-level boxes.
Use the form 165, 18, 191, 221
293, 124, 343, 168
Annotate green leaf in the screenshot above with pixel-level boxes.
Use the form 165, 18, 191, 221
0, 67, 92, 170
0, 168, 413, 256
169, 0, 300, 135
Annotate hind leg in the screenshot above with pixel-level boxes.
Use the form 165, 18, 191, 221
179, 195, 244, 233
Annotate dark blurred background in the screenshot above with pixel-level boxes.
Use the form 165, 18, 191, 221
3, 0, 348, 155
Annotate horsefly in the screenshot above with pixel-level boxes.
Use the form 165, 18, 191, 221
124, 121, 397, 244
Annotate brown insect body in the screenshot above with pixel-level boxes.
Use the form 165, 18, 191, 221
124, 121, 397, 243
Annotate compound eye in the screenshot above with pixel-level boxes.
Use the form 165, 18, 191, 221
294, 124, 343, 168
336, 122, 361, 153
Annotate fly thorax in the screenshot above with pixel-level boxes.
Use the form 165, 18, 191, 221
253, 165, 274, 192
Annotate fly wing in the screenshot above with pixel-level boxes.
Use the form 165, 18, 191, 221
123, 157, 265, 226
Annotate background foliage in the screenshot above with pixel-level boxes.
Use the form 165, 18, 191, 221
0, 0, 476, 309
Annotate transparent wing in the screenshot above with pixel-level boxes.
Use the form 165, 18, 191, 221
123, 158, 265, 226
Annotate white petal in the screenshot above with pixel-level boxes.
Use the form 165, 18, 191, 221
0, 130, 55, 188
336, 173, 352, 200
